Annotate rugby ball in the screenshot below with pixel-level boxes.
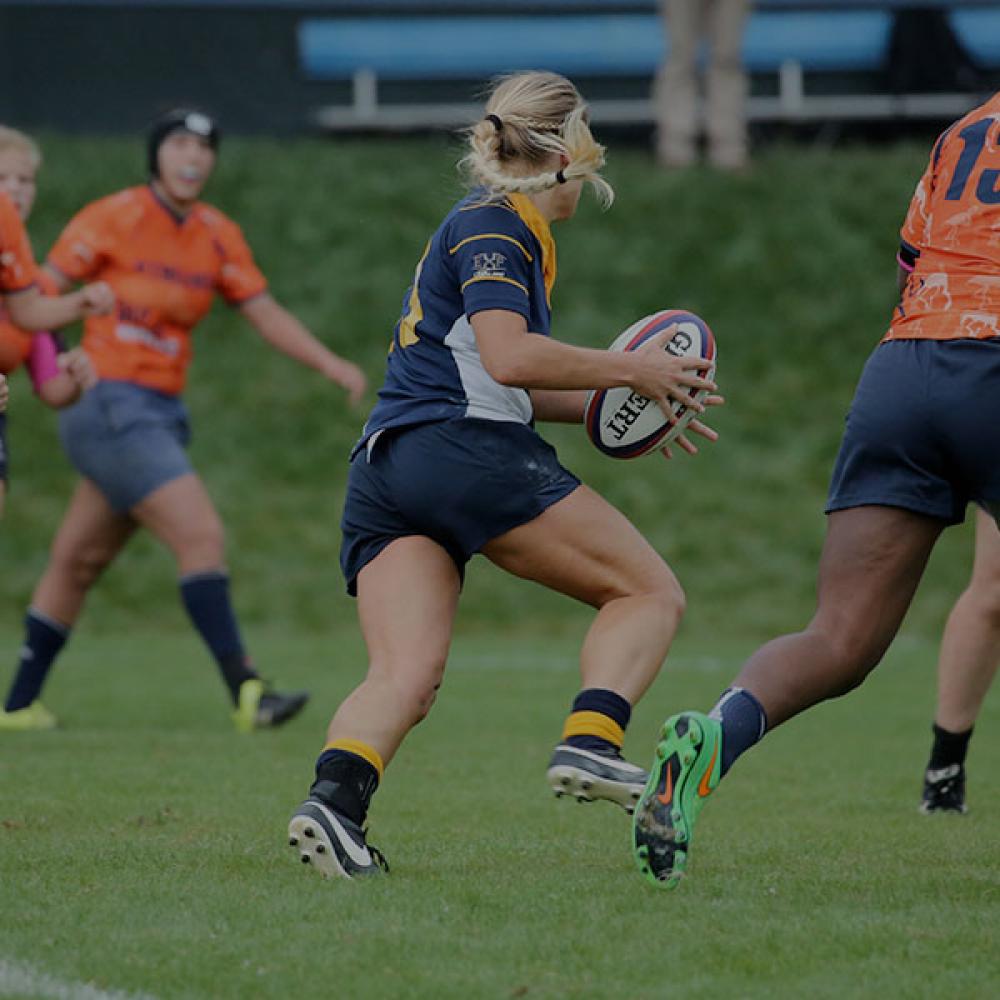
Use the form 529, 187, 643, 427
585, 310, 716, 459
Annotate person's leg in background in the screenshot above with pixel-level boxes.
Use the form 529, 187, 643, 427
706, 0, 751, 170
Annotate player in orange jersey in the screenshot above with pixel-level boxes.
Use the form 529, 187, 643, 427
633, 91, 1000, 887
0, 127, 98, 518
0, 163, 112, 333
0, 109, 366, 733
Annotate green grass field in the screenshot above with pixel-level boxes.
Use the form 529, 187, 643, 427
1, 135, 999, 997
1, 629, 998, 998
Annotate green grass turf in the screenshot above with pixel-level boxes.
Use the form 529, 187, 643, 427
1, 134, 998, 996
1, 628, 998, 998
0, 135, 980, 640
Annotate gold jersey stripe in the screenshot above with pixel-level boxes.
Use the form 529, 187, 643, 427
460, 274, 529, 296
448, 232, 534, 261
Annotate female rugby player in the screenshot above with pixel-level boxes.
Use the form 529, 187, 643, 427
0, 161, 111, 333
0, 109, 367, 733
287, 71, 721, 878
633, 90, 1000, 888
0, 127, 98, 519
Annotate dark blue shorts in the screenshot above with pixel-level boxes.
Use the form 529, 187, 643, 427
827, 339, 1000, 524
340, 418, 581, 595
58, 380, 193, 512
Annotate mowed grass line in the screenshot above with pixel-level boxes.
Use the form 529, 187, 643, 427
1, 629, 997, 999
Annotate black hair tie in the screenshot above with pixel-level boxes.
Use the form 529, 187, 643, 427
485, 114, 504, 133
555, 169, 568, 184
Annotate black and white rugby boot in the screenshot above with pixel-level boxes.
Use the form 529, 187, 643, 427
546, 744, 648, 814
920, 763, 968, 815
288, 798, 389, 878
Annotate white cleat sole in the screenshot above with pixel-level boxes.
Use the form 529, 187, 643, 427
546, 764, 644, 814
287, 813, 350, 879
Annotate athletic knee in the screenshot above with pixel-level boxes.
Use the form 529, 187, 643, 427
172, 519, 225, 569
613, 566, 685, 625
814, 625, 888, 695
370, 660, 445, 726
656, 573, 686, 626
50, 540, 117, 591
965, 579, 1000, 626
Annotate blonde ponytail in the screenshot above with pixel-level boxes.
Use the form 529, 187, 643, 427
459, 72, 614, 208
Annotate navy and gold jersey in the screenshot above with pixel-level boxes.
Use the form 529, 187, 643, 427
358, 190, 557, 451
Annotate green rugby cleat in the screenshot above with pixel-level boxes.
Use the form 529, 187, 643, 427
0, 701, 58, 731
632, 711, 721, 889
233, 678, 309, 733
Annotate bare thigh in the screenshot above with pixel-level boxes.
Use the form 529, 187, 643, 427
357, 535, 461, 683
735, 505, 944, 726
34, 478, 137, 623
325, 536, 461, 764
811, 506, 944, 652
968, 507, 1000, 594
481, 484, 679, 606
131, 472, 225, 574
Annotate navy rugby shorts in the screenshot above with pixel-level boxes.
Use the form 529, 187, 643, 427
59, 380, 193, 512
340, 418, 581, 595
826, 338, 1000, 524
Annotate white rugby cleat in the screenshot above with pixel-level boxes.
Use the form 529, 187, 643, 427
546, 744, 647, 813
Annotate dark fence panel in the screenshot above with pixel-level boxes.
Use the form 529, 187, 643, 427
0, 1, 997, 134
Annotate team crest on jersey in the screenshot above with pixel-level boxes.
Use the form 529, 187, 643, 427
472, 251, 507, 278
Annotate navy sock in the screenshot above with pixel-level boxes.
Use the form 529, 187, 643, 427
928, 722, 973, 770
179, 571, 256, 703
563, 688, 632, 755
4, 609, 70, 712
312, 750, 380, 826
709, 687, 768, 777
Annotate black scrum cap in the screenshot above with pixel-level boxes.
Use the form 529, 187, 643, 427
147, 109, 220, 177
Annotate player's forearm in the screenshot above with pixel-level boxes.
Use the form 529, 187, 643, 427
487, 332, 637, 392
529, 388, 588, 423
6, 287, 85, 331
249, 299, 349, 379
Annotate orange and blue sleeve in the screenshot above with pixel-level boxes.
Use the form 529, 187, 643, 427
214, 221, 268, 306
47, 200, 111, 284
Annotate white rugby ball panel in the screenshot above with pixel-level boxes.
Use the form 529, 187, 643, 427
585, 309, 716, 459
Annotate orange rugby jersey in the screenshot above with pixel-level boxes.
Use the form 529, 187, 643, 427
47, 185, 267, 394
0, 270, 63, 382
890, 93, 1000, 342
0, 190, 39, 294
0, 304, 33, 375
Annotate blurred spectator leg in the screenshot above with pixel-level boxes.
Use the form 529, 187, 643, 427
655, 0, 700, 168
707, 0, 750, 171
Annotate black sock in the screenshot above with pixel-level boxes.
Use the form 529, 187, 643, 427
928, 722, 973, 771
710, 687, 768, 777
179, 571, 256, 703
311, 750, 380, 826
4, 609, 70, 713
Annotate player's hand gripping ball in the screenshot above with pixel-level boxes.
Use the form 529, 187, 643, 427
585, 309, 716, 459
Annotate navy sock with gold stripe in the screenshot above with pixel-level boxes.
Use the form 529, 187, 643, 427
562, 688, 632, 756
